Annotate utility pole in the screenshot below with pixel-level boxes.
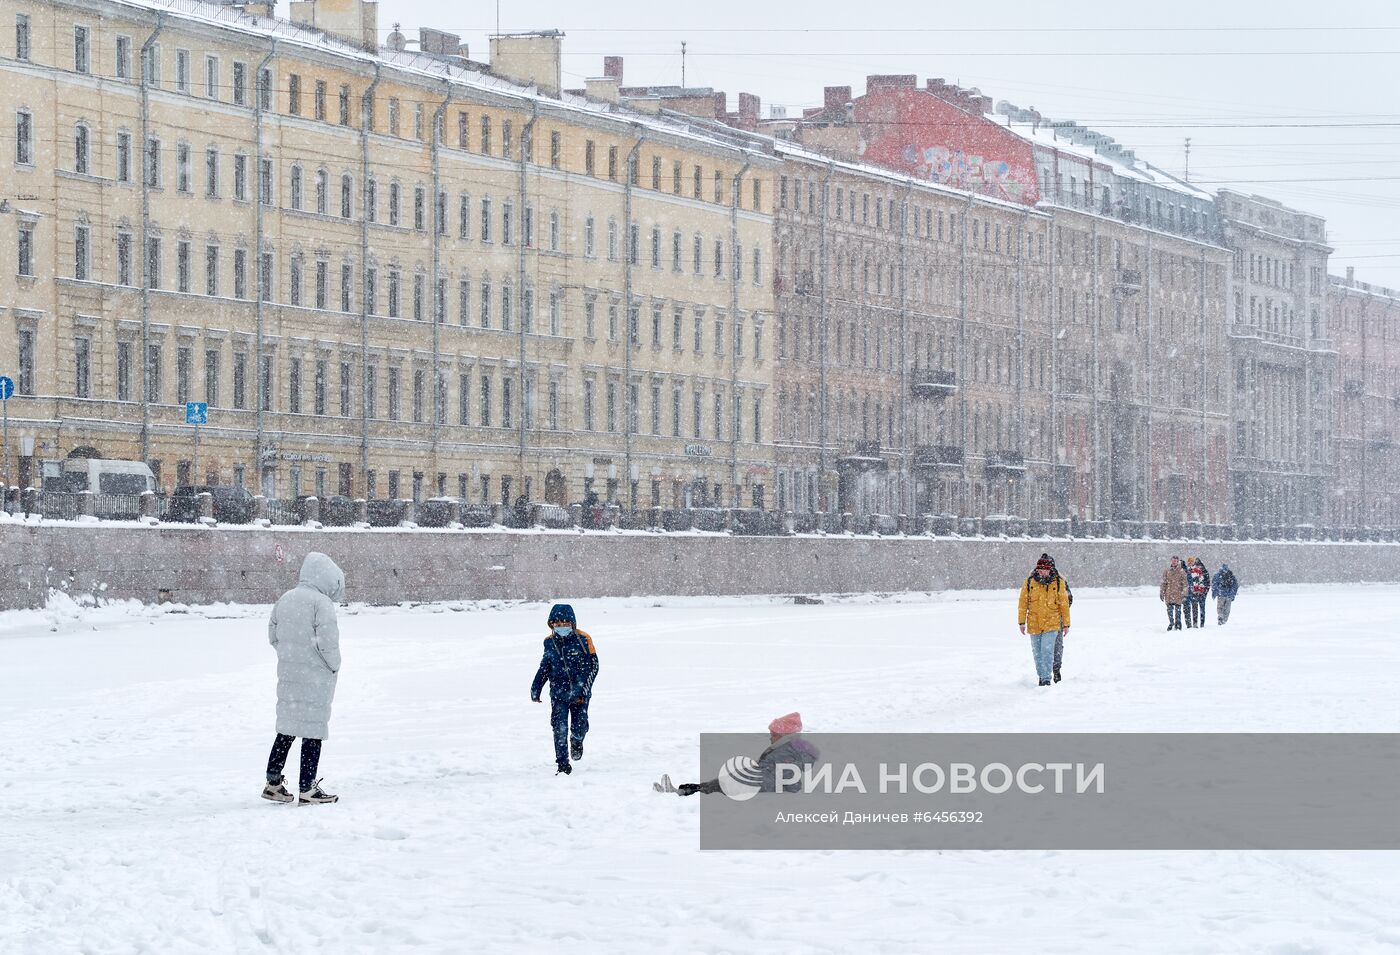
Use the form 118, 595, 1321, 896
681, 42, 686, 88
1184, 137, 1191, 182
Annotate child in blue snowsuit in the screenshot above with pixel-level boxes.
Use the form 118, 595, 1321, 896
530, 604, 599, 775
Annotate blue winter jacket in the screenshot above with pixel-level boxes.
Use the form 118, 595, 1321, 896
1211, 566, 1239, 599
531, 630, 600, 703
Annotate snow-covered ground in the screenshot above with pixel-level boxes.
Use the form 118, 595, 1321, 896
2, 584, 1399, 953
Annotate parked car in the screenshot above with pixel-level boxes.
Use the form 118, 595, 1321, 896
166, 485, 256, 524
42, 458, 156, 520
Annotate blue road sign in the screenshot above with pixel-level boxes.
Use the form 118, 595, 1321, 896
0, 376, 13, 401
185, 402, 208, 425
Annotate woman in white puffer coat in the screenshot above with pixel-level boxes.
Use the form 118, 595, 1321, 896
261, 552, 345, 806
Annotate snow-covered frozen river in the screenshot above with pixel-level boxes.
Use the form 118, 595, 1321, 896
2, 585, 1398, 952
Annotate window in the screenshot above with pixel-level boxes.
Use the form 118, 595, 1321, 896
502, 201, 512, 245
233, 352, 247, 409
205, 147, 219, 197
314, 361, 327, 415
388, 270, 400, 317
17, 329, 34, 395
288, 74, 301, 115
117, 232, 133, 285
548, 381, 559, 430
74, 25, 90, 73
480, 116, 492, 155
117, 36, 134, 81
289, 359, 302, 413
15, 110, 32, 165
175, 345, 191, 400
480, 196, 492, 242
259, 355, 272, 411
549, 210, 559, 252
341, 175, 353, 218
585, 140, 596, 175
338, 85, 350, 125
145, 236, 161, 289
233, 248, 247, 299
550, 131, 561, 169
116, 342, 132, 401
232, 62, 247, 106
204, 245, 218, 296
259, 157, 272, 205
289, 257, 303, 306
15, 14, 30, 61
205, 56, 219, 99
314, 80, 326, 120
74, 225, 90, 280
233, 153, 247, 201
457, 111, 468, 149
389, 182, 401, 226
145, 343, 162, 403
116, 132, 131, 182
502, 120, 512, 159
652, 156, 662, 190
74, 337, 91, 398
176, 143, 190, 192
205, 349, 219, 406
366, 178, 377, 223
583, 379, 595, 430
315, 169, 328, 215
74, 125, 90, 174
389, 97, 401, 136
176, 240, 190, 292
608, 145, 618, 181
315, 261, 328, 309
341, 264, 352, 313
142, 42, 160, 86
480, 374, 492, 427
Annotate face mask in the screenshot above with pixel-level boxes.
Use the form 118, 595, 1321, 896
552, 625, 573, 637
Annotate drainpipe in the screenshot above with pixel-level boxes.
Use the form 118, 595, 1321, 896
1143, 231, 1154, 520
729, 156, 752, 504
138, 13, 166, 466
898, 181, 913, 518
1090, 217, 1101, 520
622, 132, 643, 509
253, 41, 276, 485
1199, 247, 1209, 524
431, 80, 452, 480
518, 101, 539, 500
358, 64, 381, 492
1048, 209, 1060, 518
958, 192, 973, 517
817, 160, 833, 511
1014, 206, 1029, 518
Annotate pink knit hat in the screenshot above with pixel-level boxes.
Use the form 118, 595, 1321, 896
768, 712, 803, 736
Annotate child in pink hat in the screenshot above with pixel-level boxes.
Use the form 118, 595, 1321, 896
656, 712, 817, 796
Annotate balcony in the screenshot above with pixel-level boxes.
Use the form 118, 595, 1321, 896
984, 450, 1027, 475
911, 367, 958, 400
913, 445, 964, 470
836, 439, 887, 472
1113, 268, 1143, 294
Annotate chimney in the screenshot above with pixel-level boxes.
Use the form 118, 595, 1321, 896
288, 0, 380, 52
867, 74, 917, 93
737, 92, 761, 130
603, 56, 624, 84
419, 27, 463, 59
585, 76, 620, 105
824, 85, 852, 111
1347, 266, 1356, 284
489, 31, 564, 97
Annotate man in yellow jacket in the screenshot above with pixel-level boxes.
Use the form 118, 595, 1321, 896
1018, 555, 1072, 687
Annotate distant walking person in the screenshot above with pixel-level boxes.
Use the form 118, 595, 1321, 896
1018, 555, 1071, 687
1212, 563, 1239, 625
1160, 556, 1187, 631
1184, 556, 1211, 628
531, 604, 600, 775
262, 552, 345, 806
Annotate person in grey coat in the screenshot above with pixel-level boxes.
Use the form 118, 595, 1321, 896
261, 552, 344, 805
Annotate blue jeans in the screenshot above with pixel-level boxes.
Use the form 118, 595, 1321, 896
1028, 631, 1057, 683
550, 697, 590, 763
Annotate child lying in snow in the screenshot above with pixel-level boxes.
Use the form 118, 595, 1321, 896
655, 712, 818, 795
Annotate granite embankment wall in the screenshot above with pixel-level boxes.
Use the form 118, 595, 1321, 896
1, 523, 1396, 609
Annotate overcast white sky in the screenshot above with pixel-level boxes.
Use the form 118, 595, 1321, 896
382, 0, 1400, 282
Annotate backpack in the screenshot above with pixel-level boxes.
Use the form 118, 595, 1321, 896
1065, 580, 1073, 606
1220, 570, 1236, 593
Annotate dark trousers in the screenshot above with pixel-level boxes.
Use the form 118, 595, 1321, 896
1166, 603, 1183, 629
1053, 629, 1064, 674
267, 734, 323, 792
550, 697, 590, 763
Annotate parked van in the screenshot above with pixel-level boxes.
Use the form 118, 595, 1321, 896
55, 458, 156, 495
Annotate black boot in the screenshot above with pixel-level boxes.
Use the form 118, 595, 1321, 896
1053, 667, 1061, 683
570, 738, 583, 761
556, 760, 572, 775
1038, 679, 1051, 687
